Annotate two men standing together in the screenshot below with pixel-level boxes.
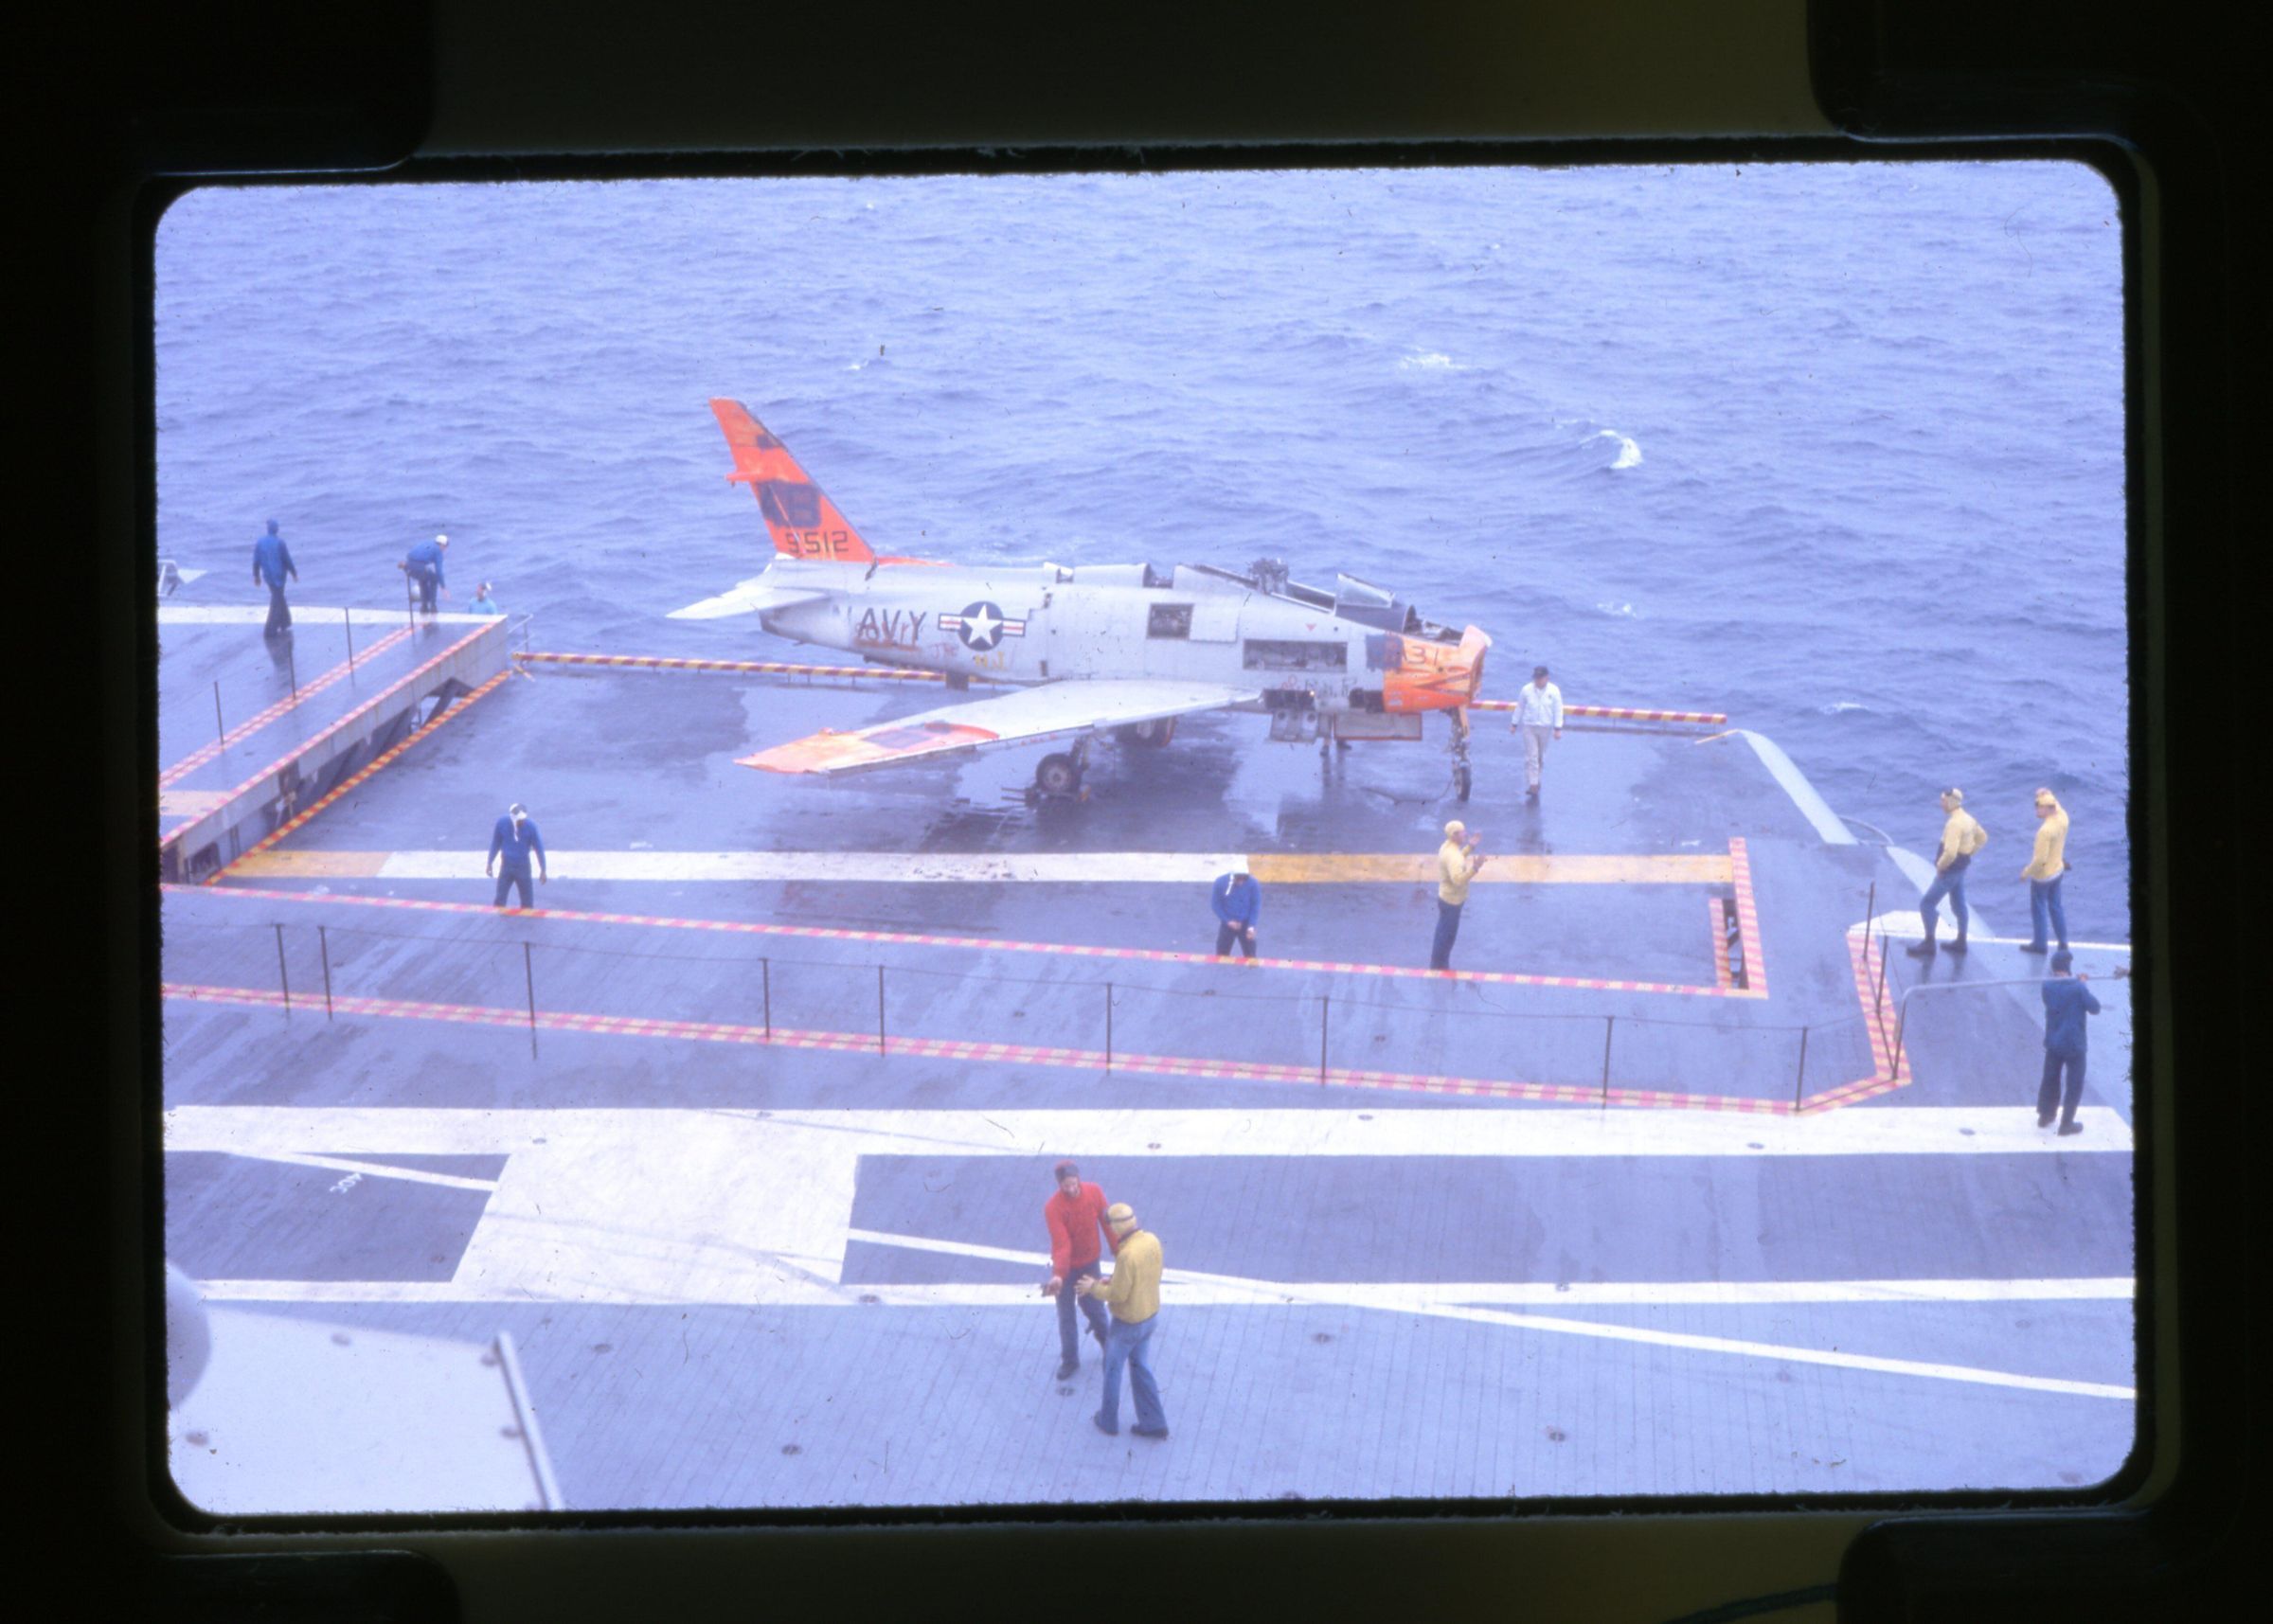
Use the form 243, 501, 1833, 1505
1906, 786, 2075, 957
1042, 1162, 1169, 1440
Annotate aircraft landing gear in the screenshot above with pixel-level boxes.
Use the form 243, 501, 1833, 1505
1116, 717, 1176, 748
1035, 753, 1082, 796
1031, 736, 1094, 801
1450, 709, 1474, 802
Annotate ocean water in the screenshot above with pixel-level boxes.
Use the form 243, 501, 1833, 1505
155, 161, 2128, 940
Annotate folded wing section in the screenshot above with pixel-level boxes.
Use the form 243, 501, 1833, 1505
742, 679, 1258, 776
668, 577, 830, 621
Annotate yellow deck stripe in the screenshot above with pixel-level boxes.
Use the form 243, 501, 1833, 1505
230, 849, 1735, 884
234, 849, 392, 877
1246, 853, 1732, 884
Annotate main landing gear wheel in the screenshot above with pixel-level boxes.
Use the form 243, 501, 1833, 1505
1034, 753, 1083, 797
1119, 717, 1176, 747
1455, 764, 1473, 802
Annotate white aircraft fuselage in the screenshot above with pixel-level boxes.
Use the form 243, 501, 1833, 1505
755, 557, 1465, 716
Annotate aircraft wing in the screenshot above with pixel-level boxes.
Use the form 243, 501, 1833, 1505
668, 577, 832, 620
741, 679, 1259, 776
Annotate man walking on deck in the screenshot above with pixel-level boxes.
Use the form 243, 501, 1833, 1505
252, 520, 297, 637
1510, 665, 1565, 798
1209, 870, 1261, 959
402, 532, 450, 614
486, 802, 547, 908
1041, 1161, 1118, 1381
2037, 950, 2101, 1135
1078, 1201, 1168, 1438
1431, 820, 1486, 971
1906, 788, 1986, 956
2019, 789, 2071, 955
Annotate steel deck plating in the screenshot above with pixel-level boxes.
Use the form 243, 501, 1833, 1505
158, 619, 2136, 1513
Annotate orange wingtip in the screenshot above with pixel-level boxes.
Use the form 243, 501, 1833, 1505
740, 720, 1000, 774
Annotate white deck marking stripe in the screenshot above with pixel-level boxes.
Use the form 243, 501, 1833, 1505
838, 1229, 2130, 1400
197, 1241, 2133, 1402
1861, 914, 2133, 953
164, 1107, 2133, 1337
164, 1105, 2135, 1158
1393, 1301, 2131, 1401
841, 1231, 2134, 1305
219, 1150, 501, 1193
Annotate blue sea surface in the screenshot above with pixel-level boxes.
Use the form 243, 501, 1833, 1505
155, 161, 2128, 940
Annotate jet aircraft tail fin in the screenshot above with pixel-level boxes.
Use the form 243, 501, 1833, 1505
710, 399, 877, 564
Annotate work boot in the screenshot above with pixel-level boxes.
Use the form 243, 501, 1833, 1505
1946, 935, 1968, 955
1905, 937, 1936, 957
2020, 941, 2049, 954
1056, 1358, 1079, 1381
2057, 1121, 2085, 1137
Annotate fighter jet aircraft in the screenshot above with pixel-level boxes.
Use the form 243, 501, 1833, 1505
672, 400, 1493, 800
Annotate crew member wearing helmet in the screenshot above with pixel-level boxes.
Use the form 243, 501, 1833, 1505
403, 531, 450, 614
486, 802, 547, 909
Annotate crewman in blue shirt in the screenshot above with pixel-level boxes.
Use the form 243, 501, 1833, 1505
2037, 949, 2102, 1136
402, 532, 450, 614
487, 802, 547, 909
253, 519, 298, 637
1209, 870, 1261, 959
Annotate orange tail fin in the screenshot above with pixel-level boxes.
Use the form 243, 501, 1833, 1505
710, 399, 876, 563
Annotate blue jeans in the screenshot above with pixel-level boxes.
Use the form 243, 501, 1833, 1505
1430, 900, 1463, 970
1098, 1313, 1167, 1434
2038, 1048, 2086, 1127
1057, 1271, 1109, 1365
2029, 877, 2068, 949
1920, 862, 1969, 941
493, 871, 533, 908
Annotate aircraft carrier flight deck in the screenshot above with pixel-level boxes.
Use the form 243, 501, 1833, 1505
154, 598, 2137, 1515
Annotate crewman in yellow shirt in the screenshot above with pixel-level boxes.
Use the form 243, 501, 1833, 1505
1076, 1202, 1169, 1438
1430, 820, 1488, 971
2019, 789, 2071, 954
1906, 787, 1987, 956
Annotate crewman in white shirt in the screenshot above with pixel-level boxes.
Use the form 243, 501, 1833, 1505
1510, 665, 1565, 798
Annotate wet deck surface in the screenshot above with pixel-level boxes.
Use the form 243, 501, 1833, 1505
159, 646, 2138, 1512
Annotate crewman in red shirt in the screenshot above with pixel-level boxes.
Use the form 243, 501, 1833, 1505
1042, 1160, 1119, 1381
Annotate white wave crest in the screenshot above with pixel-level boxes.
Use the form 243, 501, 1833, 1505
1596, 428, 1643, 469
1819, 701, 1872, 715
1400, 351, 1459, 371
1595, 600, 1638, 618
